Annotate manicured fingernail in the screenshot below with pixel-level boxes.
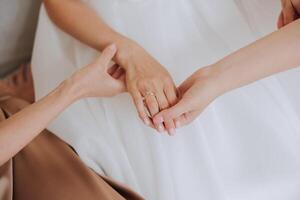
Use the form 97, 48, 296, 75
144, 118, 151, 126
169, 128, 176, 136
175, 120, 181, 128
157, 123, 165, 133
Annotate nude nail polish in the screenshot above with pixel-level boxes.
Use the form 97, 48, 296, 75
144, 118, 151, 126
157, 124, 164, 133
169, 128, 176, 136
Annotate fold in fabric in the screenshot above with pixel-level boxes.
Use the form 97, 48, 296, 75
32, 1, 300, 199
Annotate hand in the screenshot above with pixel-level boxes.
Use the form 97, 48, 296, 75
116, 40, 178, 135
70, 44, 126, 99
278, 0, 300, 28
153, 66, 223, 132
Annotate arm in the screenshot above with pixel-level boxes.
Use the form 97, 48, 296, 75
154, 19, 300, 130
278, 0, 300, 28
0, 45, 124, 165
44, 0, 178, 135
212, 19, 300, 94
44, 0, 125, 54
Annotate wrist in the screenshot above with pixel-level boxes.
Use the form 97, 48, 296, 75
195, 64, 229, 97
56, 77, 83, 104
114, 38, 141, 69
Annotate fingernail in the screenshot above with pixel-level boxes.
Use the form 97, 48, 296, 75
157, 123, 165, 133
169, 128, 176, 136
144, 118, 151, 126
175, 120, 181, 128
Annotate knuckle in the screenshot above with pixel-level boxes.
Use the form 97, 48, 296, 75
159, 101, 169, 110
137, 80, 151, 91
167, 96, 177, 106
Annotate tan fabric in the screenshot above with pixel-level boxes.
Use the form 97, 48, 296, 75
0, 97, 144, 200
0, 109, 13, 200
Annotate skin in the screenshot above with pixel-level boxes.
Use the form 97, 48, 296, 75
0, 44, 125, 166
153, 19, 300, 131
44, 0, 178, 135
278, 0, 300, 28
0, 63, 34, 103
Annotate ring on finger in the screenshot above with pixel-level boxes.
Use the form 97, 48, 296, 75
142, 91, 156, 100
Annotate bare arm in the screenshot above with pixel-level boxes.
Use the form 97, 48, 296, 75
44, 0, 179, 135
213, 19, 300, 94
0, 45, 124, 165
0, 81, 76, 165
154, 19, 300, 129
44, 0, 126, 55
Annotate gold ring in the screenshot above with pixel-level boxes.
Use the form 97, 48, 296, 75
145, 91, 155, 97
142, 91, 155, 100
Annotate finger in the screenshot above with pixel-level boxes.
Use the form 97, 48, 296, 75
174, 115, 185, 128
164, 120, 176, 136
144, 95, 159, 116
155, 90, 169, 133
118, 73, 126, 82
108, 64, 119, 75
20, 63, 30, 81
277, 11, 284, 29
129, 85, 152, 126
95, 44, 117, 68
171, 114, 185, 129
282, 7, 296, 25
155, 90, 176, 135
164, 82, 178, 104
164, 82, 179, 131
18, 64, 26, 83
155, 90, 170, 111
153, 98, 190, 124
25, 63, 32, 81
112, 67, 125, 79
174, 111, 200, 128
139, 82, 160, 119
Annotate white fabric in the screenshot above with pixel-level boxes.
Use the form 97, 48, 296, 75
32, 1, 300, 199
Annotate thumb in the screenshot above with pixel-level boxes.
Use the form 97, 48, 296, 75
95, 44, 117, 69
153, 98, 191, 124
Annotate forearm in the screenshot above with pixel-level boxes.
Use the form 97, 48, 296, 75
0, 80, 79, 165
210, 19, 300, 94
44, 0, 132, 63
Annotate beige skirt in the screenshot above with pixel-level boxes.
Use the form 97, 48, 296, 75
0, 97, 144, 200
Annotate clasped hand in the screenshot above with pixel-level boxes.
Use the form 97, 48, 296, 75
88, 2, 300, 136
112, 40, 222, 136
